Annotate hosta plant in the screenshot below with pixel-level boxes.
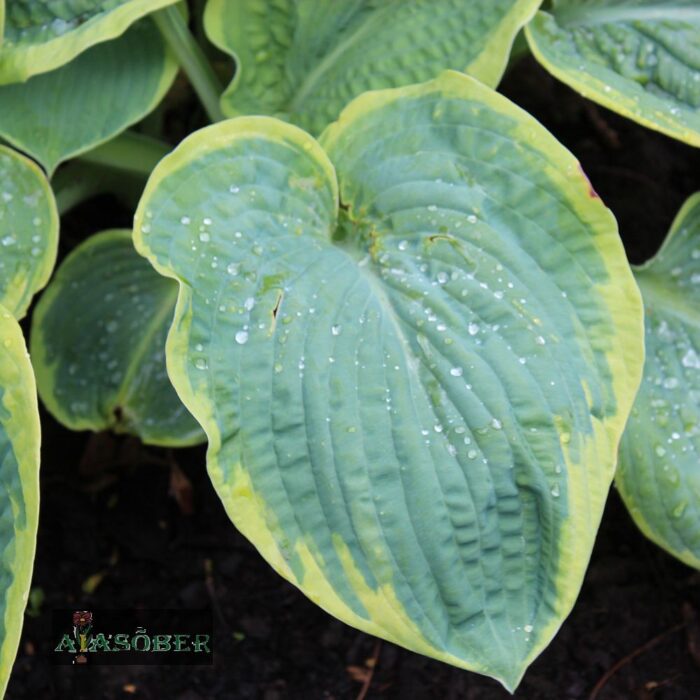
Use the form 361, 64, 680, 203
0, 0, 699, 694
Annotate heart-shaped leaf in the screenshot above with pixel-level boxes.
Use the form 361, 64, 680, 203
30, 229, 204, 446
618, 193, 700, 569
0, 0, 178, 84
0, 19, 177, 175
0, 305, 40, 696
203, 0, 541, 135
133, 71, 643, 689
526, 1, 700, 146
0, 145, 58, 319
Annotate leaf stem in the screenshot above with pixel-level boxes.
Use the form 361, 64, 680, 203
153, 4, 224, 122
53, 162, 146, 215
77, 131, 171, 177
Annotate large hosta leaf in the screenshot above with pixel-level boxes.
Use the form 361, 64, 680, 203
30, 230, 203, 447
618, 193, 700, 568
133, 72, 643, 688
0, 20, 177, 175
203, 0, 541, 135
0, 306, 40, 696
0, 145, 58, 319
0, 0, 178, 84
526, 1, 700, 147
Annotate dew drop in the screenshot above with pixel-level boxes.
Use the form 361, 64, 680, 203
235, 330, 249, 345
682, 349, 700, 369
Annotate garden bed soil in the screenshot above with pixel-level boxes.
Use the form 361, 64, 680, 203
7, 57, 700, 699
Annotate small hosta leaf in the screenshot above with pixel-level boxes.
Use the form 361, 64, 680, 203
0, 306, 40, 696
0, 19, 177, 175
619, 193, 700, 569
526, 1, 700, 146
0, 0, 178, 84
30, 230, 204, 447
204, 0, 541, 134
134, 72, 643, 689
0, 145, 58, 319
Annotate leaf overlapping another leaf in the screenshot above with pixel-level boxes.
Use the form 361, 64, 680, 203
204, 0, 541, 134
0, 0, 178, 83
0, 19, 177, 175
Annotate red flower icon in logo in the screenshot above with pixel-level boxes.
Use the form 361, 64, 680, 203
73, 611, 92, 627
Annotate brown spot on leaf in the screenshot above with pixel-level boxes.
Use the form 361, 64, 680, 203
578, 163, 600, 199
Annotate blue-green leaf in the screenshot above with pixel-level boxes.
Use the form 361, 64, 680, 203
204, 0, 541, 134
0, 145, 58, 318
526, 1, 700, 146
0, 0, 178, 84
30, 230, 204, 447
133, 71, 643, 689
619, 192, 700, 569
0, 19, 177, 175
0, 305, 40, 696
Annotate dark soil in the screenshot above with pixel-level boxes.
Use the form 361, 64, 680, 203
7, 57, 700, 700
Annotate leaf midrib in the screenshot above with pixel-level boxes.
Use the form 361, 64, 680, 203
287, 6, 387, 114
113, 282, 177, 421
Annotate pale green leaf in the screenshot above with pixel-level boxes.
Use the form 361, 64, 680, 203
30, 229, 204, 447
526, 1, 700, 146
133, 71, 643, 689
0, 305, 40, 696
0, 145, 58, 319
618, 192, 700, 569
203, 0, 541, 134
0, 0, 178, 84
0, 19, 177, 175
